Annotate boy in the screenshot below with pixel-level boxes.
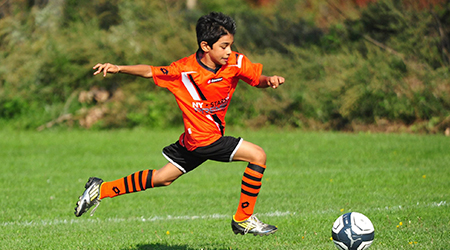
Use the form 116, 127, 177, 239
74, 12, 285, 236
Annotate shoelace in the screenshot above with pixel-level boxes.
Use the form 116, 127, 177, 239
243, 215, 264, 234
90, 200, 101, 216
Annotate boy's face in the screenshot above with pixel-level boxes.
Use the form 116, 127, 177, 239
202, 34, 234, 67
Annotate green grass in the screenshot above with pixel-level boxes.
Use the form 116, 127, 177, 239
1, 128, 449, 249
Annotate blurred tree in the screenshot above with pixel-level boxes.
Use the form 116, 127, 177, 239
0, 0, 11, 18
186, 0, 196, 9
95, 0, 121, 30
28, 0, 48, 8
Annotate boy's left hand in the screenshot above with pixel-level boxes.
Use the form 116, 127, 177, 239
266, 75, 285, 89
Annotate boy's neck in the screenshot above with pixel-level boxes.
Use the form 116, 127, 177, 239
197, 50, 221, 73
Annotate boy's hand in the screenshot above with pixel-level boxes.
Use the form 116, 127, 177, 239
259, 75, 285, 89
93, 63, 120, 77
266, 75, 285, 89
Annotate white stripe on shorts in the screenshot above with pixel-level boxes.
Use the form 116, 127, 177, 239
229, 137, 243, 162
162, 152, 187, 174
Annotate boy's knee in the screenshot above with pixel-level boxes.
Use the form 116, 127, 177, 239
157, 180, 173, 187
252, 146, 267, 165
234, 140, 267, 165
153, 177, 175, 187
152, 171, 177, 187
152, 164, 183, 187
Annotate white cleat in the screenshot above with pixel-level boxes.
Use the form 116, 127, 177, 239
231, 215, 278, 236
74, 177, 103, 217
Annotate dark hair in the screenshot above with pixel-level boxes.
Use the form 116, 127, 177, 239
196, 12, 236, 50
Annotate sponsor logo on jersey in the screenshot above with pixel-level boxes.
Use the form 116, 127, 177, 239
207, 77, 223, 84
160, 68, 169, 75
192, 96, 230, 114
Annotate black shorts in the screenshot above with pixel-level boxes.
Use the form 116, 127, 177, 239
162, 136, 243, 173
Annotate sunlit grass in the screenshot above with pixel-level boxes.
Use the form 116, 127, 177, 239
1, 128, 449, 249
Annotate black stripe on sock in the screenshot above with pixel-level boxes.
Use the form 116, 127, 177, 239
242, 180, 261, 190
244, 172, 261, 182
248, 163, 265, 174
241, 188, 259, 197
124, 177, 129, 193
131, 173, 137, 192
145, 169, 154, 189
138, 171, 144, 191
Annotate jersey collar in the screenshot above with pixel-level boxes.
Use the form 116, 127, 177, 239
196, 50, 222, 74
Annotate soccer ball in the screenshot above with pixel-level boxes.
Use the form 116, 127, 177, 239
331, 212, 375, 250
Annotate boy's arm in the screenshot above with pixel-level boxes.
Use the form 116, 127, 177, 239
257, 75, 285, 89
93, 63, 153, 78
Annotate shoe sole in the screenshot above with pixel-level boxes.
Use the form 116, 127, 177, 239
231, 223, 278, 236
74, 193, 89, 217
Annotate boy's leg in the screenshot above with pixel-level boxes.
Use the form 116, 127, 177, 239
100, 163, 183, 198
231, 140, 277, 235
234, 162, 266, 220
75, 163, 183, 217
99, 169, 155, 199
232, 140, 266, 220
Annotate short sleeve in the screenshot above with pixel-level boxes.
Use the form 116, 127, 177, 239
237, 55, 263, 87
151, 63, 180, 88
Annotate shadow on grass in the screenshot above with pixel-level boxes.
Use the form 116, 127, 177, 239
124, 243, 228, 250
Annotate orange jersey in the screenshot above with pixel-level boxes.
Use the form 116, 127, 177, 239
151, 51, 262, 151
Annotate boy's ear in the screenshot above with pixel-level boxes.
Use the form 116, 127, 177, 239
200, 41, 211, 52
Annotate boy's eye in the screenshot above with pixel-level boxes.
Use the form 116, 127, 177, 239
221, 44, 231, 50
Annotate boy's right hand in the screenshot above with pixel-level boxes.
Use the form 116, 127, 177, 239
93, 63, 120, 77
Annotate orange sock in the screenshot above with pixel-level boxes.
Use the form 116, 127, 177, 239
234, 163, 266, 221
100, 169, 155, 199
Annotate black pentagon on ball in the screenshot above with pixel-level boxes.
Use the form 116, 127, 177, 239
331, 212, 375, 250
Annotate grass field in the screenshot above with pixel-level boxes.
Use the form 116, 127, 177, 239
1, 128, 449, 249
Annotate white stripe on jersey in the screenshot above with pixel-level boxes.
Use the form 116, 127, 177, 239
227, 54, 243, 68
236, 54, 243, 68
206, 114, 221, 132
181, 71, 200, 101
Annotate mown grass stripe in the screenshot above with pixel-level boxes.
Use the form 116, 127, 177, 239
3, 200, 448, 228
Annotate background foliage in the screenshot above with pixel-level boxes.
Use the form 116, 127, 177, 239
1, 0, 449, 133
